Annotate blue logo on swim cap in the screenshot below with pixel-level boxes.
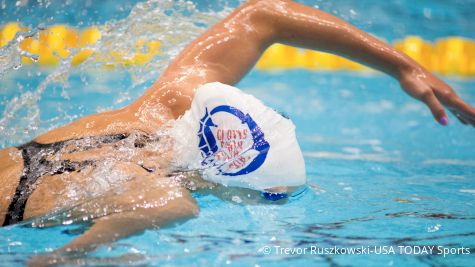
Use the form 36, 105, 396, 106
197, 105, 270, 176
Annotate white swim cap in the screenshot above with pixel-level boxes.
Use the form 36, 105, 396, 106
170, 82, 306, 191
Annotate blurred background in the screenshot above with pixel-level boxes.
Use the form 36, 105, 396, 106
1, 0, 475, 39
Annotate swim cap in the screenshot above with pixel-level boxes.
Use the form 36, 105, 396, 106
170, 82, 306, 191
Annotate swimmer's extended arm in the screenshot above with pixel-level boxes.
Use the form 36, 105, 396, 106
27, 186, 198, 266
141, 0, 475, 126
27, 213, 161, 267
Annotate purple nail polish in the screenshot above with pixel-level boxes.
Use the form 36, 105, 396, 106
439, 116, 448, 126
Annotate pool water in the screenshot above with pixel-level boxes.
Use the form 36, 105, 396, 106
1, 0, 475, 266
1, 70, 474, 266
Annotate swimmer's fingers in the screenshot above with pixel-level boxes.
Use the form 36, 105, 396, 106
400, 69, 475, 127
419, 89, 448, 126
436, 86, 475, 127
450, 100, 475, 127
451, 110, 469, 125
449, 108, 475, 127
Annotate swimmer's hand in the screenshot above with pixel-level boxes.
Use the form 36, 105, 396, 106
399, 67, 475, 127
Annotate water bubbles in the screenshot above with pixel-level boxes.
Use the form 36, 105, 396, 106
129, 247, 141, 254
0, 0, 238, 238
427, 224, 441, 233
62, 219, 73, 225
8, 241, 22, 246
0, 0, 229, 147
30, 55, 39, 62
231, 195, 242, 203
187, 181, 197, 191
60, 87, 70, 100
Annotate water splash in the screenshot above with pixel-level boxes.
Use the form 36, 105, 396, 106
0, 28, 40, 78
0, 0, 237, 147
23, 130, 181, 227
0, 0, 245, 228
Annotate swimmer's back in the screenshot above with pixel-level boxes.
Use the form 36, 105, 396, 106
0, 83, 182, 225
33, 103, 169, 144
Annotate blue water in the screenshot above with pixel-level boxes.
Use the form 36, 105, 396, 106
1, 70, 474, 266
1, 0, 475, 266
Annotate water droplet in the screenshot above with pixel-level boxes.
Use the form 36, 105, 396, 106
427, 224, 441, 232
8, 241, 22, 246
62, 219, 73, 225
231, 196, 242, 203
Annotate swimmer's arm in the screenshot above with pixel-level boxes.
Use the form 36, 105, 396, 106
27, 192, 198, 266
58, 212, 154, 253
27, 212, 156, 267
265, 0, 475, 126
61, 197, 198, 253
143, 0, 474, 126
27, 212, 151, 266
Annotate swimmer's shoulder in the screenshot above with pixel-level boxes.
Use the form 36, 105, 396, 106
35, 66, 214, 144
34, 103, 170, 144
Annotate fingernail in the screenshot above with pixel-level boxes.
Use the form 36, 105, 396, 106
439, 116, 449, 126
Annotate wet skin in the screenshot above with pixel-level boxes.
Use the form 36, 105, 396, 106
0, 0, 474, 263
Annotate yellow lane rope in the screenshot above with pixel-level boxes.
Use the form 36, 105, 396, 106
1, 22, 475, 76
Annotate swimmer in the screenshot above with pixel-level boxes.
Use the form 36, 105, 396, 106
1, 0, 475, 264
